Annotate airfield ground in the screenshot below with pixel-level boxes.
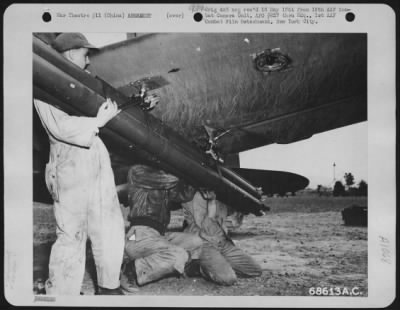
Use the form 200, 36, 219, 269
33, 195, 367, 296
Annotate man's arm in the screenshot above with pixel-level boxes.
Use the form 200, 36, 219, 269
34, 98, 119, 148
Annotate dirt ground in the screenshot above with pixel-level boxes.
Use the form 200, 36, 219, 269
33, 195, 367, 296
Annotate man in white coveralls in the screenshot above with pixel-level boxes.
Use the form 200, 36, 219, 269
34, 33, 126, 295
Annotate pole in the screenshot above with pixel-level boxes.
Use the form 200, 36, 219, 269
333, 162, 336, 182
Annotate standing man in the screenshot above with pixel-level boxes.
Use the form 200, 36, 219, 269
182, 191, 262, 285
34, 33, 125, 295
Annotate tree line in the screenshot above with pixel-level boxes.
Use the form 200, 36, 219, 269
317, 172, 368, 197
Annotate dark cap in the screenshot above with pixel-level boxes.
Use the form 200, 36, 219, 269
51, 33, 98, 53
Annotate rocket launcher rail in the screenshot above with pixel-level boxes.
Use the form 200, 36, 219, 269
33, 36, 268, 215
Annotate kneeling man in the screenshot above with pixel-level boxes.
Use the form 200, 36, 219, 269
182, 191, 262, 285
121, 164, 202, 291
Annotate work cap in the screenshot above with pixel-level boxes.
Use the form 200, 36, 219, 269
51, 33, 98, 53
128, 164, 179, 190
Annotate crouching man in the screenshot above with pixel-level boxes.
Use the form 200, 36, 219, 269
182, 191, 262, 286
121, 164, 203, 292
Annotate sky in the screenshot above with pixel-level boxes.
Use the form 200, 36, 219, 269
240, 122, 368, 189
84, 33, 368, 190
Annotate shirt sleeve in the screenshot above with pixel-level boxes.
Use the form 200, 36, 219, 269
199, 217, 226, 244
34, 99, 99, 148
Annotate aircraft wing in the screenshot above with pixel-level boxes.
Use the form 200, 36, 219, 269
88, 33, 367, 155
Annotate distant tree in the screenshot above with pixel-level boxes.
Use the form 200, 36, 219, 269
358, 180, 368, 196
344, 172, 355, 188
333, 181, 346, 197
317, 185, 322, 196
347, 187, 359, 196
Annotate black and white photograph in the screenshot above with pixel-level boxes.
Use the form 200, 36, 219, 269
32, 31, 369, 296
4, 3, 396, 308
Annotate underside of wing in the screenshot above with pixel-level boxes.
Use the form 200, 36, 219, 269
232, 168, 310, 196
89, 33, 367, 155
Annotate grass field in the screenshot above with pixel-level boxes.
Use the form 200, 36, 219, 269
265, 195, 367, 213
33, 195, 368, 296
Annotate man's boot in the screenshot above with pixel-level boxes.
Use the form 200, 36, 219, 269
96, 287, 125, 295
120, 260, 139, 293
184, 259, 202, 277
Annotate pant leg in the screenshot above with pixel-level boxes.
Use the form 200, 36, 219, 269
125, 226, 189, 286
220, 241, 262, 278
184, 213, 236, 285
166, 232, 203, 259
46, 201, 88, 295
88, 201, 125, 289
87, 143, 125, 290
199, 243, 237, 285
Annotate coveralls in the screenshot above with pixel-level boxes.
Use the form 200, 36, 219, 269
34, 99, 125, 295
124, 165, 203, 286
182, 191, 262, 285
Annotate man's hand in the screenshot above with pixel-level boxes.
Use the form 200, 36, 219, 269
203, 190, 216, 201
202, 190, 217, 219
143, 94, 160, 110
207, 199, 217, 219
96, 98, 121, 128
